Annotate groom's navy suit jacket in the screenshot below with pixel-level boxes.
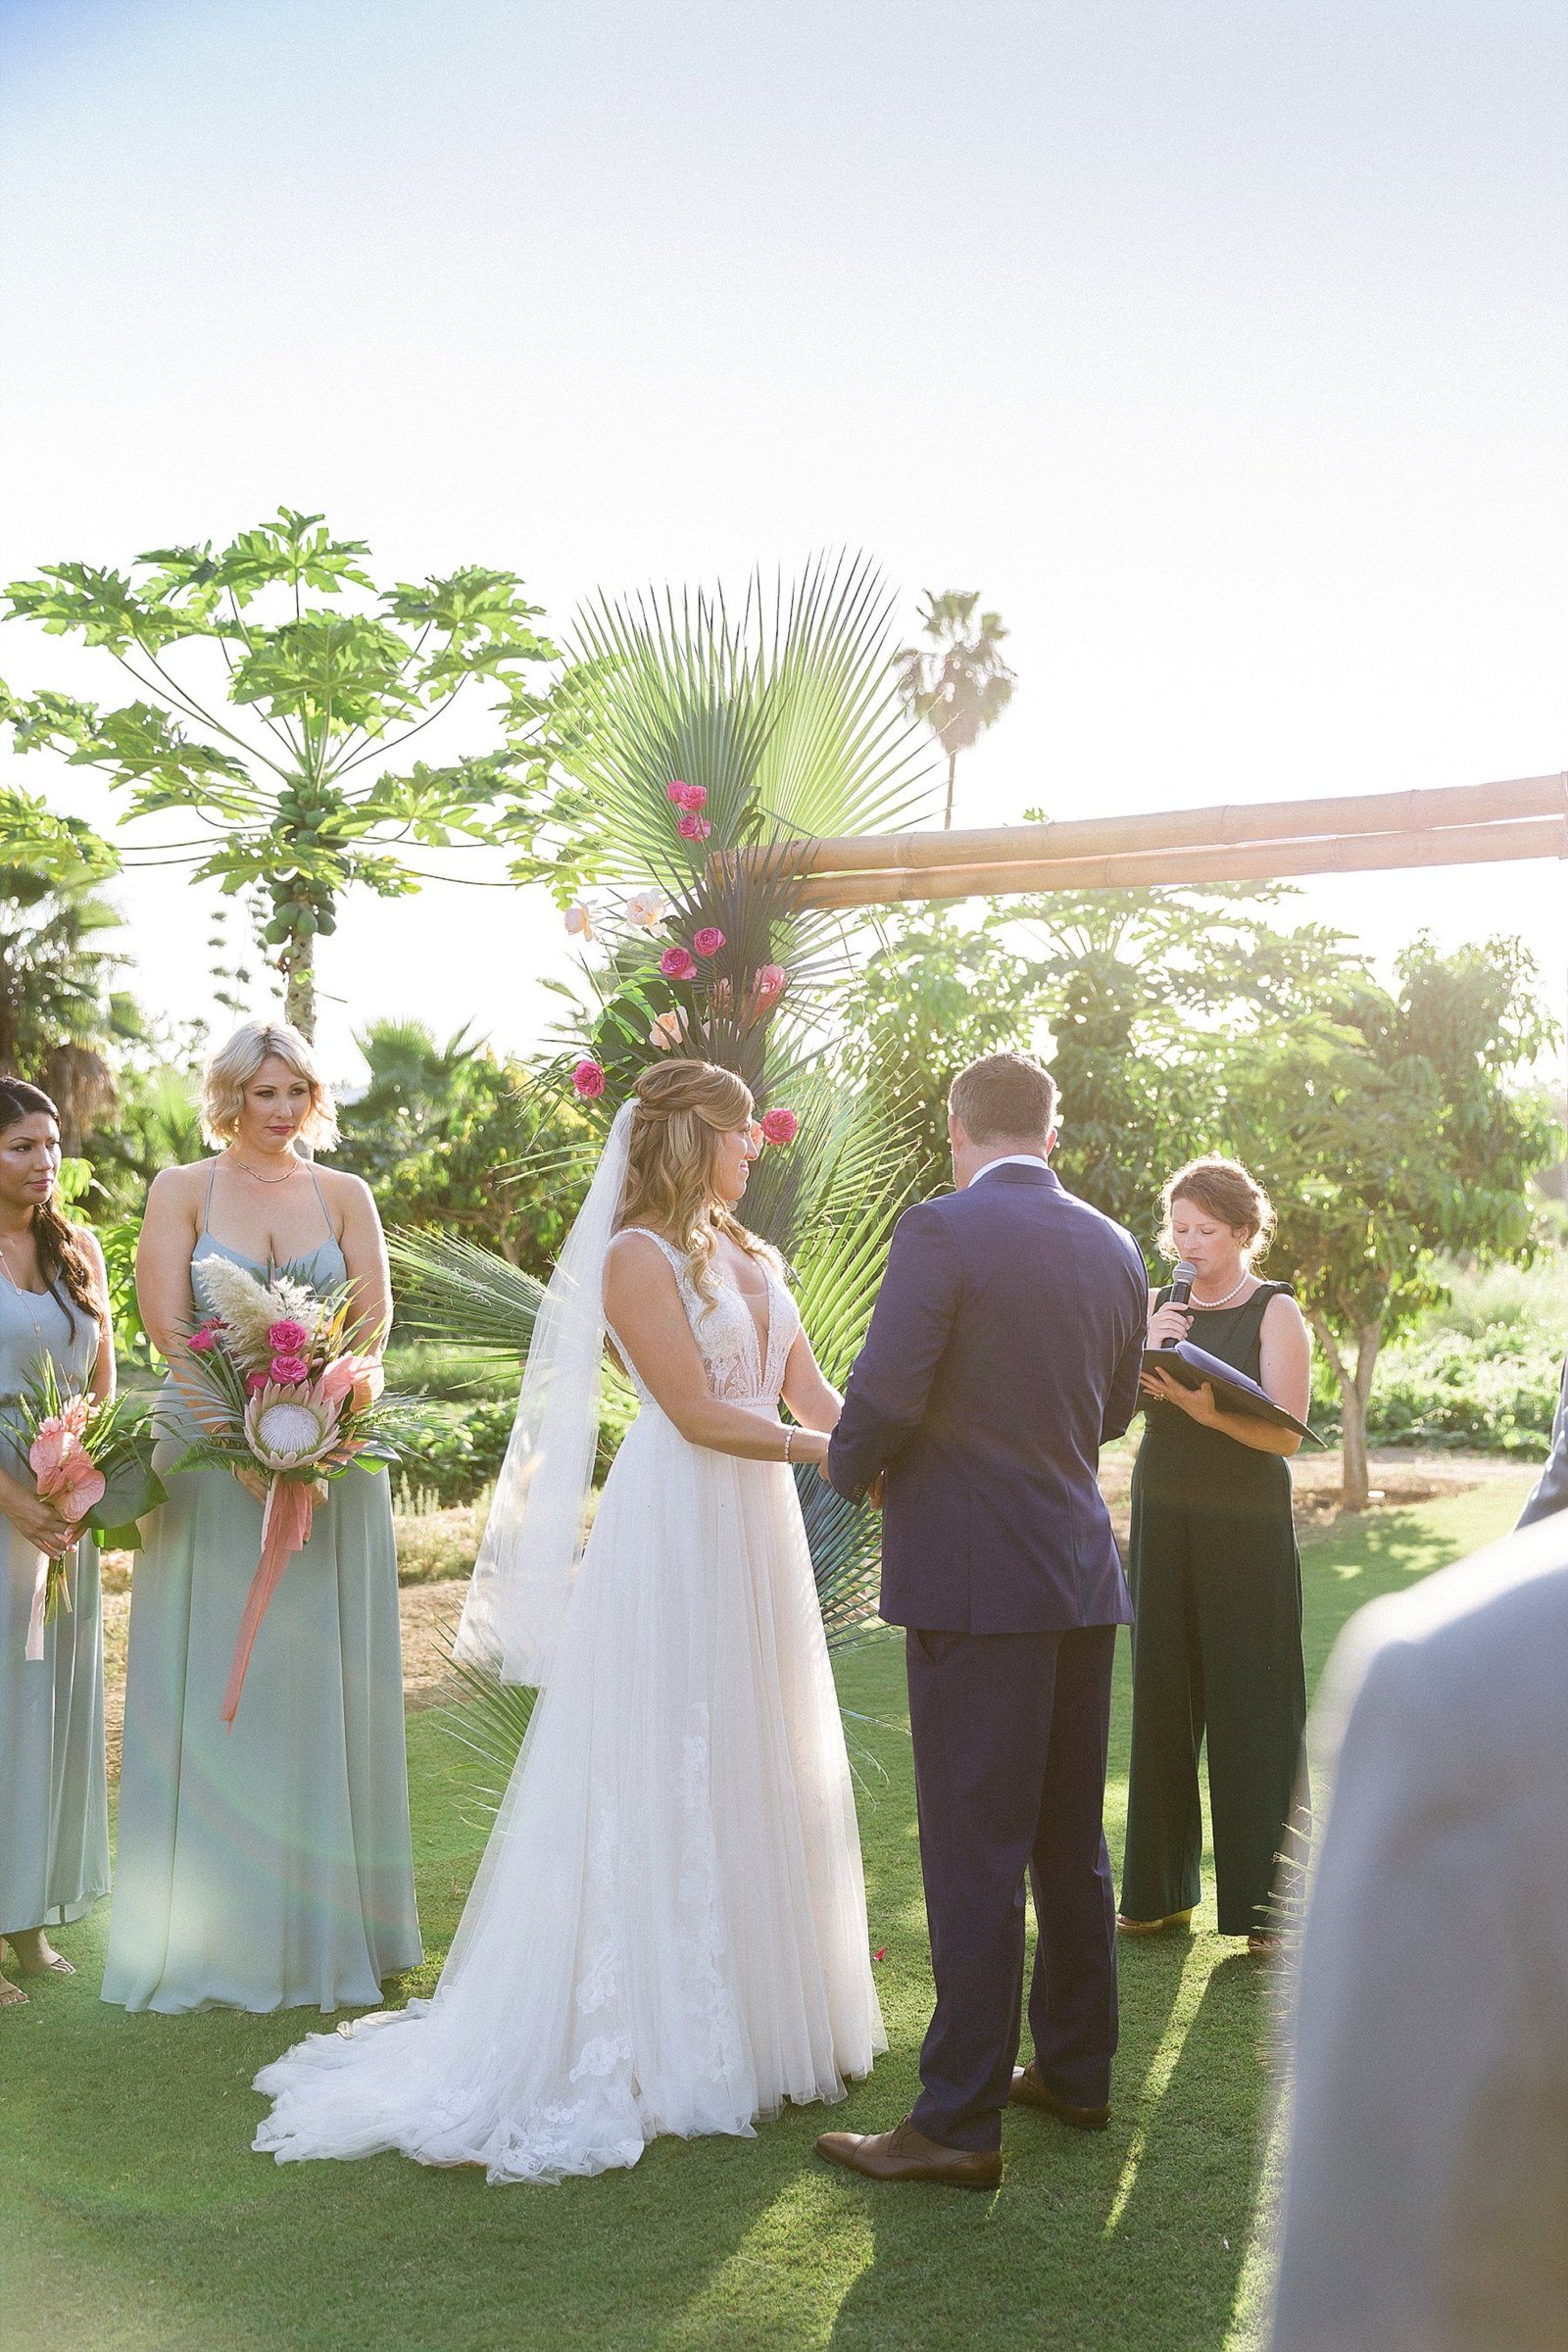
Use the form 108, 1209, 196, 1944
827, 1162, 1149, 1633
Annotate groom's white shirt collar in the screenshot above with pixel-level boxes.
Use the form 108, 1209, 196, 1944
967, 1152, 1052, 1187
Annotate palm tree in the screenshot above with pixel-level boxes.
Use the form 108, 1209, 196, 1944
896, 590, 1017, 829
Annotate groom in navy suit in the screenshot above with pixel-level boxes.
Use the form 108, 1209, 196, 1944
816, 1052, 1149, 2189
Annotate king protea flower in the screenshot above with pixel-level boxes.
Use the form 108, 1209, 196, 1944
242, 1381, 343, 1472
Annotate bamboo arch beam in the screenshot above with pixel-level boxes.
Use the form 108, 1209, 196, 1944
788, 812, 1568, 911
716, 771, 1567, 887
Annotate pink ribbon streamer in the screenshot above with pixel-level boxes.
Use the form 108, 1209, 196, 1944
220, 1476, 316, 1728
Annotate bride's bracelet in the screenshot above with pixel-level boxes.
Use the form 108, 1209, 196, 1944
782, 1426, 795, 1465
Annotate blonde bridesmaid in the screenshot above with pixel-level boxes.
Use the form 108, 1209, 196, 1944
101, 1020, 420, 2014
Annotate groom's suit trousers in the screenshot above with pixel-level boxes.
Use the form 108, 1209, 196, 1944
906, 1621, 1119, 2153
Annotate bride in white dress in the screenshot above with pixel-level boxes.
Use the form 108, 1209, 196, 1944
253, 1058, 885, 2182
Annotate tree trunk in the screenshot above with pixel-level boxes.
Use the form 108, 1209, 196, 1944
1311, 1311, 1384, 1511
943, 749, 957, 830
283, 940, 316, 1041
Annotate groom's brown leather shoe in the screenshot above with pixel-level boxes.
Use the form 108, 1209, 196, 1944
1009, 2063, 1110, 2131
815, 2115, 1002, 2190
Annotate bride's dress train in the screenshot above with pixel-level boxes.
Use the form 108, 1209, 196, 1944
253, 1231, 885, 2182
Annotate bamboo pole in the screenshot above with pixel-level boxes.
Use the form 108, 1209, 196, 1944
792, 813, 1568, 910
719, 772, 1567, 885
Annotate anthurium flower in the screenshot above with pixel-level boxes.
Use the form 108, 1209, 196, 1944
319, 1353, 384, 1415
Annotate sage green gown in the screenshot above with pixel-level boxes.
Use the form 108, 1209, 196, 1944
0, 1274, 110, 1937
100, 1170, 421, 2013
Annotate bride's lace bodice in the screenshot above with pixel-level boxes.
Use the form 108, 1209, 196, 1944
611, 1229, 799, 1407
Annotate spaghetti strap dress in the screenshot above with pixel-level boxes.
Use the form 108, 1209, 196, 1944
1119, 1280, 1307, 1937
0, 1273, 109, 1937
100, 1163, 421, 2013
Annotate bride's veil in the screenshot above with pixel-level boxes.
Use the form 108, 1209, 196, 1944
455, 1100, 636, 1687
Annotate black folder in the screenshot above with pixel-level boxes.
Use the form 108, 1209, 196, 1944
1142, 1341, 1322, 1445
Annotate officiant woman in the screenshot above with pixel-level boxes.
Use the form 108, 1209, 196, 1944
1118, 1156, 1311, 1953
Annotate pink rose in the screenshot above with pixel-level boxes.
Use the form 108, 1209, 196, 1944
760, 1106, 799, 1147
660, 946, 697, 981
664, 778, 691, 804
270, 1353, 311, 1387
665, 780, 707, 811
267, 1318, 311, 1353
246, 1371, 270, 1395
187, 1322, 220, 1353
692, 927, 725, 957
676, 813, 712, 843
572, 1058, 607, 1100
754, 963, 788, 1002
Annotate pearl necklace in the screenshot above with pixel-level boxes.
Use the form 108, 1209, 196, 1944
1188, 1270, 1252, 1310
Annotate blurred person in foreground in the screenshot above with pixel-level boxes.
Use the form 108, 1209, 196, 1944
1514, 1348, 1567, 1528
1270, 1508, 1568, 2352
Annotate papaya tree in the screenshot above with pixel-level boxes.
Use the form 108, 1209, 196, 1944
1, 508, 561, 1038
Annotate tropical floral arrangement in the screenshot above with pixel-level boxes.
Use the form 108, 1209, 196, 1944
176, 1253, 409, 1725
16, 1359, 164, 1660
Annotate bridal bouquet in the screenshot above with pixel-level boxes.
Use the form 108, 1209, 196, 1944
16, 1360, 164, 1661
175, 1254, 408, 1726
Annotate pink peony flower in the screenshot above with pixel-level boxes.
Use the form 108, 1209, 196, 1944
676, 812, 712, 843
267, 1319, 311, 1353
692, 926, 725, 957
319, 1353, 385, 1416
572, 1059, 607, 1100
754, 963, 788, 1002
269, 1353, 311, 1388
760, 1106, 799, 1147
660, 946, 697, 981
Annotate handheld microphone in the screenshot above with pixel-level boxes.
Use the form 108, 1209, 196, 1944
1169, 1260, 1198, 1310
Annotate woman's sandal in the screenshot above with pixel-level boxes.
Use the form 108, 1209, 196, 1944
1116, 1909, 1195, 1936
3, 1934, 74, 1980
0, 1972, 28, 2008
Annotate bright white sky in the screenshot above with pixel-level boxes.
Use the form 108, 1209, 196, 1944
1, 0, 1564, 1085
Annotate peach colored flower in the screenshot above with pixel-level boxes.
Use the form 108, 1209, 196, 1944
27, 1417, 74, 1483
319, 1353, 384, 1416
648, 1007, 689, 1052
625, 891, 666, 929
564, 901, 596, 942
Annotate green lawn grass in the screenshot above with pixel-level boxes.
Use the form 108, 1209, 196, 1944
3, 1471, 1532, 2352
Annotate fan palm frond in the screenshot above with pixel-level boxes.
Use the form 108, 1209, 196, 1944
387, 1229, 546, 1361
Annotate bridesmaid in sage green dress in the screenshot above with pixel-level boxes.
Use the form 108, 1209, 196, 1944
0, 1078, 113, 2011
101, 1020, 420, 2014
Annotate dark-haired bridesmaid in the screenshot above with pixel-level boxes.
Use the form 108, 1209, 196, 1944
0, 1078, 113, 2008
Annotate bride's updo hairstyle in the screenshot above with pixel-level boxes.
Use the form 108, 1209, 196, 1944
201, 1019, 339, 1152
619, 1058, 779, 1299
